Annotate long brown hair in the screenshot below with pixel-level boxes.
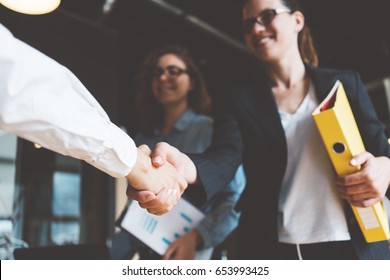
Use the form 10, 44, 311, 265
135, 44, 211, 136
242, 0, 319, 67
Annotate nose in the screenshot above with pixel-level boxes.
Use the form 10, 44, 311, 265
251, 21, 266, 33
159, 72, 169, 81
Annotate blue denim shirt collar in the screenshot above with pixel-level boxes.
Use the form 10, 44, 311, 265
173, 109, 197, 132
152, 108, 196, 136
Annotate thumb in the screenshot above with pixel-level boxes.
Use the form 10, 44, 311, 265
350, 151, 374, 167
126, 186, 156, 203
151, 142, 170, 167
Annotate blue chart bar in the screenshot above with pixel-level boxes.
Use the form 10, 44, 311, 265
150, 219, 157, 233
142, 215, 158, 234
160, 209, 198, 247
141, 215, 149, 229
162, 237, 171, 245
180, 212, 192, 223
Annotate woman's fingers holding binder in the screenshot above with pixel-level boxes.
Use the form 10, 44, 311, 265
348, 151, 374, 167
349, 197, 382, 208
336, 152, 390, 207
337, 183, 379, 207
338, 186, 380, 207
335, 152, 374, 188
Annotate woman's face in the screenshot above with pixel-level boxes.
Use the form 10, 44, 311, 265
151, 53, 193, 107
242, 0, 302, 63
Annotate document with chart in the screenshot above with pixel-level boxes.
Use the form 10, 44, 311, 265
120, 198, 213, 259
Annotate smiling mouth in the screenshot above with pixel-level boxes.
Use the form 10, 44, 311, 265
157, 87, 176, 95
159, 85, 175, 90
253, 36, 272, 48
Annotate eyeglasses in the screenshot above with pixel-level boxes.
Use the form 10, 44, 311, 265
242, 8, 292, 34
152, 65, 188, 78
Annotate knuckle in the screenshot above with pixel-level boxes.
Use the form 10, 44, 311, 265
361, 200, 371, 208
360, 169, 372, 181
337, 177, 347, 185
342, 188, 351, 195
157, 142, 168, 149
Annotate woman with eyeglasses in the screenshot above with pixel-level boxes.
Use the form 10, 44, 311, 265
114, 44, 245, 260
139, 0, 390, 260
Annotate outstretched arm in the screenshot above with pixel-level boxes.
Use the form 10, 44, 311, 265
0, 23, 135, 177
0, 23, 187, 202
151, 106, 243, 200
134, 104, 243, 214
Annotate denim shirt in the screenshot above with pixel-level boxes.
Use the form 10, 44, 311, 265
135, 109, 246, 249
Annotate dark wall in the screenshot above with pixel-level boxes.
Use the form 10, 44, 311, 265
0, 7, 120, 122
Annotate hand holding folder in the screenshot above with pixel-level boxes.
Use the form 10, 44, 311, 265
312, 80, 390, 243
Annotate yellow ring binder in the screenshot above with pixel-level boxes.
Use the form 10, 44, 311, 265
312, 80, 390, 243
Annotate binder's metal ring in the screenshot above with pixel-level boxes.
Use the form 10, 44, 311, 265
332, 142, 346, 154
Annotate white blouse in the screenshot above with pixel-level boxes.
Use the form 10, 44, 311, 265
278, 83, 351, 244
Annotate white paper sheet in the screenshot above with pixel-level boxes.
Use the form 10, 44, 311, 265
120, 198, 213, 259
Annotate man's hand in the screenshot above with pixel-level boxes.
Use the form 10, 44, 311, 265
151, 142, 198, 184
336, 152, 390, 207
125, 143, 197, 216
126, 186, 181, 215
126, 145, 187, 195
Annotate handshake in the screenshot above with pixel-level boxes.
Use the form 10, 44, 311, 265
125, 142, 198, 215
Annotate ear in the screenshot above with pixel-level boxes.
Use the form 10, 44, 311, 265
293, 11, 305, 33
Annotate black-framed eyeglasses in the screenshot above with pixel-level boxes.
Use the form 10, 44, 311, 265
242, 8, 292, 34
152, 65, 188, 79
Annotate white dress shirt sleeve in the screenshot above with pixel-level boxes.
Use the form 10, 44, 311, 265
0, 23, 137, 178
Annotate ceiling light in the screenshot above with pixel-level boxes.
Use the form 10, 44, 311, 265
0, 0, 61, 15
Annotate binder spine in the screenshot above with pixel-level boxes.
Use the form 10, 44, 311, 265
312, 82, 390, 243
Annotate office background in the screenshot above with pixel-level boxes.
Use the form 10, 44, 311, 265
0, 0, 389, 258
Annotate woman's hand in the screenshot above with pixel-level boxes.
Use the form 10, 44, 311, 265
162, 230, 202, 260
336, 152, 390, 207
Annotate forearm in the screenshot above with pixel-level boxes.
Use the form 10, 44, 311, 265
196, 202, 240, 248
181, 152, 198, 184
126, 148, 161, 193
0, 23, 137, 178
190, 113, 243, 199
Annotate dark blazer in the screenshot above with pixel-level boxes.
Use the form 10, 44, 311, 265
193, 65, 390, 259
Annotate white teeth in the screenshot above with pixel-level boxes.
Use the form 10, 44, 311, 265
254, 37, 271, 47
160, 86, 173, 91
259, 37, 270, 44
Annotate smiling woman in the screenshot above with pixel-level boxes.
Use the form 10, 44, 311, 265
111, 43, 246, 260
135, 44, 211, 138
147, 0, 390, 260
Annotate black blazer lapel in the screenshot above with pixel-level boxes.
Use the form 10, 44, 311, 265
235, 65, 342, 145
306, 64, 342, 103
234, 78, 285, 145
